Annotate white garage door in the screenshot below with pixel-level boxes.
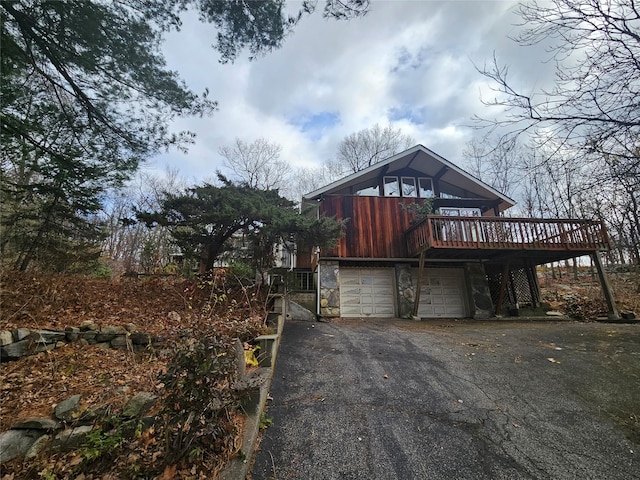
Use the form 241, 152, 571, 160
413, 268, 467, 318
340, 268, 395, 318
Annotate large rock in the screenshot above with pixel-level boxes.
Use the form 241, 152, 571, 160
25, 434, 51, 459
79, 320, 99, 332
78, 331, 97, 343
76, 406, 108, 426
1, 339, 31, 360
54, 394, 82, 422
0, 330, 13, 346
52, 426, 93, 452
30, 330, 65, 344
65, 327, 80, 342
122, 392, 157, 418
0, 429, 44, 463
110, 335, 129, 348
14, 328, 30, 341
96, 325, 125, 342
12, 418, 61, 431
130, 332, 152, 345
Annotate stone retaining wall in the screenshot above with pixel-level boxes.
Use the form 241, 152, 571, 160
0, 391, 158, 464
1, 320, 166, 362
0, 301, 285, 469
0, 330, 272, 465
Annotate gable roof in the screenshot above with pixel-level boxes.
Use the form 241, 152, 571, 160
302, 144, 516, 212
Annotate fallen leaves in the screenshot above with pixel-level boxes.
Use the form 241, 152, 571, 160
159, 464, 177, 480
0, 272, 269, 479
0, 342, 164, 424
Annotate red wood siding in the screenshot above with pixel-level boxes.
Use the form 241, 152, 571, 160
295, 244, 313, 269
320, 195, 417, 258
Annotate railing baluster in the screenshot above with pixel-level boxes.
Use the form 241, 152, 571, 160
405, 215, 609, 255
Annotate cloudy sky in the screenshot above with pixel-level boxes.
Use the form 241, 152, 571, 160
152, 0, 554, 185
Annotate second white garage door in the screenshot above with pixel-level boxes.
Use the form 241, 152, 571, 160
413, 268, 467, 318
340, 268, 395, 318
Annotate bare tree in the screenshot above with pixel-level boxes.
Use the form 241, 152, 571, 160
477, 0, 640, 164
476, 0, 640, 265
462, 136, 522, 198
590, 151, 640, 264
219, 138, 290, 190
284, 166, 330, 203
334, 124, 414, 174
101, 168, 186, 273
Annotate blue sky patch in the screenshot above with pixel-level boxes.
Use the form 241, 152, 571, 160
389, 106, 427, 125
290, 111, 341, 139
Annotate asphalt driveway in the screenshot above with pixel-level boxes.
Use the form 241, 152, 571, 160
251, 318, 640, 480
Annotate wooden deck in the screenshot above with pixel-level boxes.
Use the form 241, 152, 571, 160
406, 216, 611, 259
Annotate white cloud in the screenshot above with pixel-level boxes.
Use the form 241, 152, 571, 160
153, 0, 555, 183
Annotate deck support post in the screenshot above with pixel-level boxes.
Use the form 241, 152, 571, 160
495, 262, 510, 316
591, 251, 620, 320
412, 251, 426, 318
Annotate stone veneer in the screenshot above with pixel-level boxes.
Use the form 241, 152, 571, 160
395, 264, 416, 319
465, 263, 494, 319
318, 261, 340, 317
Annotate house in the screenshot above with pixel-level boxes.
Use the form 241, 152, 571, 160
298, 144, 619, 320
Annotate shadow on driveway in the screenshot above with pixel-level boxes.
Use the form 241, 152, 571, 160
251, 318, 640, 480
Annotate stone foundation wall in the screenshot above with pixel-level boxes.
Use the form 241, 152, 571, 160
395, 264, 416, 319
314, 261, 495, 320
319, 261, 340, 317
465, 263, 494, 319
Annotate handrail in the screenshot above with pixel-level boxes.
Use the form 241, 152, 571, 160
406, 216, 611, 256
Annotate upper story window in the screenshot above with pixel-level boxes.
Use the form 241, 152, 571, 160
382, 176, 434, 198
401, 177, 417, 197
355, 185, 379, 196
383, 176, 400, 196
418, 177, 433, 197
440, 192, 462, 199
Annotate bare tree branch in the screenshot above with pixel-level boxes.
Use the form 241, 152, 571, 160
218, 137, 289, 190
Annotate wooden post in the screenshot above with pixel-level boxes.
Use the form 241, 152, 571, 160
495, 262, 510, 316
412, 251, 426, 318
591, 251, 621, 320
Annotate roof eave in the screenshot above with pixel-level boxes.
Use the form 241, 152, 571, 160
302, 144, 517, 211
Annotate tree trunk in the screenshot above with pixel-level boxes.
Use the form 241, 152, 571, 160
17, 194, 60, 271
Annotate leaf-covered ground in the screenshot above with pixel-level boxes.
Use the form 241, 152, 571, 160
1, 268, 637, 478
537, 267, 639, 320
0, 272, 269, 479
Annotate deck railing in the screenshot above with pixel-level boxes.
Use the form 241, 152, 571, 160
406, 216, 611, 257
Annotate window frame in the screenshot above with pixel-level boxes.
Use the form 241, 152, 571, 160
383, 176, 400, 197
401, 176, 417, 197
417, 177, 434, 198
